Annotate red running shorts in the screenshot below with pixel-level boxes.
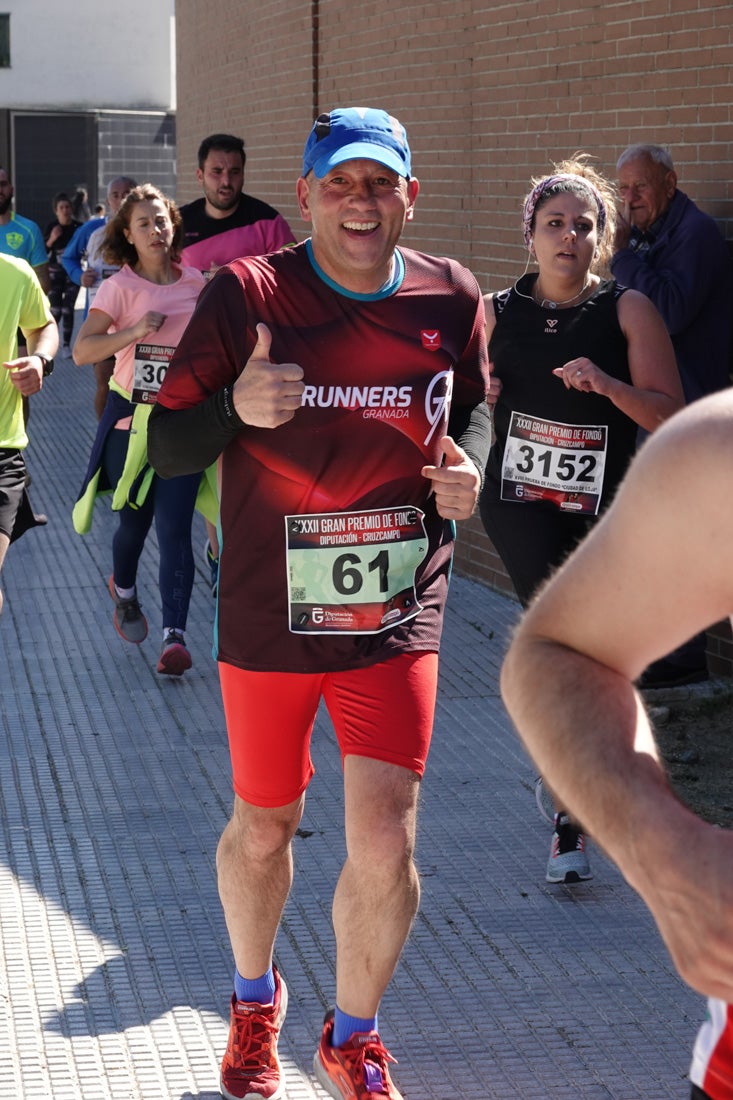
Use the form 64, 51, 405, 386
218, 651, 439, 807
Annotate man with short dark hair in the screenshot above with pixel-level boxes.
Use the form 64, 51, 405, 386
181, 132, 295, 277
180, 133, 296, 594
150, 107, 490, 1100
0, 166, 49, 292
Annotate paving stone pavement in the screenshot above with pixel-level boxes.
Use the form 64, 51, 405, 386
0, 349, 706, 1099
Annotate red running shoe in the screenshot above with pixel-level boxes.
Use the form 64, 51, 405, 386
220, 967, 288, 1100
313, 1010, 403, 1099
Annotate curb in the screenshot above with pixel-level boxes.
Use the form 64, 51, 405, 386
641, 676, 733, 709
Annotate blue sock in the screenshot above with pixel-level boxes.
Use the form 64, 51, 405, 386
234, 967, 276, 1005
332, 1006, 378, 1048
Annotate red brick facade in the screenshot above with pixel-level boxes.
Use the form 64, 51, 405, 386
175, 0, 733, 674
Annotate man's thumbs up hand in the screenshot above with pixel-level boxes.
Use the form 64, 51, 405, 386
421, 435, 481, 520
233, 323, 305, 428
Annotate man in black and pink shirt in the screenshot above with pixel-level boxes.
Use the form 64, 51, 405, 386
149, 107, 490, 1100
180, 132, 297, 594
180, 132, 296, 277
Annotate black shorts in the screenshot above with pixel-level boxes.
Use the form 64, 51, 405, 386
0, 448, 44, 543
0, 449, 27, 539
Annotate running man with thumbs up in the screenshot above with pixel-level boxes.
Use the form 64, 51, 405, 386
148, 107, 490, 1100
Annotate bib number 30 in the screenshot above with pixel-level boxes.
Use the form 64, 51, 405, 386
131, 343, 175, 404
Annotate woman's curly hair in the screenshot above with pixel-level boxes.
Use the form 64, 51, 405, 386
101, 183, 183, 268
523, 152, 618, 269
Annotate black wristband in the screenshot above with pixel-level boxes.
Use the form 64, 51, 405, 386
222, 385, 236, 420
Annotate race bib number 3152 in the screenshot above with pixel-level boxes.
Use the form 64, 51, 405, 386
501, 410, 608, 515
286, 506, 427, 635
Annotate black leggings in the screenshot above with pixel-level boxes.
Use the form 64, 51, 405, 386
102, 428, 200, 631
479, 492, 594, 607
48, 266, 77, 345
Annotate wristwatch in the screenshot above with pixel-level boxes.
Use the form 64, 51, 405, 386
34, 353, 54, 376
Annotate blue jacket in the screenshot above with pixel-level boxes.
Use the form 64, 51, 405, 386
610, 189, 732, 401
61, 217, 105, 319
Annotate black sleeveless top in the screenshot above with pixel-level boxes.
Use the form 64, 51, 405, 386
485, 274, 637, 512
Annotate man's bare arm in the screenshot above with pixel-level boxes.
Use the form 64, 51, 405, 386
501, 390, 733, 999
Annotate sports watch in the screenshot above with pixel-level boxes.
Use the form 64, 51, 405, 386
34, 353, 55, 376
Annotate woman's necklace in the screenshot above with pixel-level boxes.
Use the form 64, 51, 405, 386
531, 277, 592, 310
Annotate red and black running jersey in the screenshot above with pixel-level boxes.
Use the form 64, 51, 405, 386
180, 195, 295, 272
155, 242, 489, 672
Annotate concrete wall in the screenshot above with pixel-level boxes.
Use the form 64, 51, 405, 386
5, 110, 176, 233
0, 1, 175, 110
175, 0, 733, 674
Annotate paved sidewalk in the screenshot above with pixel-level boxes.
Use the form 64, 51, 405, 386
0, 354, 706, 1099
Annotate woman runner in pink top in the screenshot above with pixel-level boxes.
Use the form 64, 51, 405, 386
73, 184, 205, 675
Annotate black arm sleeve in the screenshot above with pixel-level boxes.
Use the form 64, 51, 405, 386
147, 386, 245, 479
449, 400, 491, 487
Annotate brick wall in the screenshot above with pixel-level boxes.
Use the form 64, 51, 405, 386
176, 1, 733, 253
175, 0, 733, 675
174, 0, 313, 216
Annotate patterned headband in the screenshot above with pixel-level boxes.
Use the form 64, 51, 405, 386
522, 173, 608, 246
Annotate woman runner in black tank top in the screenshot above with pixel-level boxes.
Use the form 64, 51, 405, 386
479, 155, 684, 885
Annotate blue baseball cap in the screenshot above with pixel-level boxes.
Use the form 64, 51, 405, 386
302, 107, 412, 179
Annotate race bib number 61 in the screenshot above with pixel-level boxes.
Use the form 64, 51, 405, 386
286, 506, 427, 634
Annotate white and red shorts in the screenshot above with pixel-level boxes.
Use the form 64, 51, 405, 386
690, 998, 733, 1098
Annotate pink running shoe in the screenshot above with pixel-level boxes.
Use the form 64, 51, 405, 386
156, 630, 192, 676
